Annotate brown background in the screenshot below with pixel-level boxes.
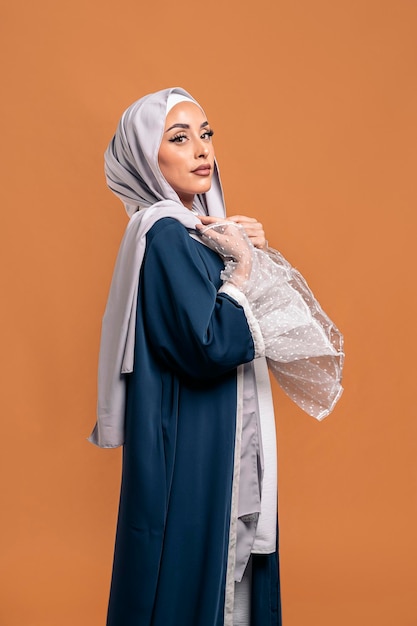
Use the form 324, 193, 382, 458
1, 0, 416, 624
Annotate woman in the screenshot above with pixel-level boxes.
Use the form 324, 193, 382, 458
89, 88, 343, 626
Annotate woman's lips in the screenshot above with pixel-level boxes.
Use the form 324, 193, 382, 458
192, 164, 212, 176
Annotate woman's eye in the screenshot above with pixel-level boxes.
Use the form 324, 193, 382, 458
169, 134, 187, 143
201, 129, 214, 140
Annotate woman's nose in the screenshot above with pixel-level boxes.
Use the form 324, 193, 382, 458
195, 139, 209, 158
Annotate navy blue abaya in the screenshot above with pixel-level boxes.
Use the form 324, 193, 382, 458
106, 218, 281, 626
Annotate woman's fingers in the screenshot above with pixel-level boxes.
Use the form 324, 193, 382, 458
198, 214, 268, 250
227, 215, 267, 250
195, 222, 250, 261
226, 215, 257, 223
198, 215, 224, 225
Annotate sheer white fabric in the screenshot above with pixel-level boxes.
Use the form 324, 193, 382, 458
199, 223, 344, 420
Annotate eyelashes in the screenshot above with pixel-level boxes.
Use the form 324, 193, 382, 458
169, 133, 187, 143
169, 129, 214, 143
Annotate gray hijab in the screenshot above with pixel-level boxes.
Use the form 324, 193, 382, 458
89, 87, 226, 447
104, 87, 225, 217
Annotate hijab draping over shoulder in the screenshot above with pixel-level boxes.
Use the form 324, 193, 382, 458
89, 88, 226, 448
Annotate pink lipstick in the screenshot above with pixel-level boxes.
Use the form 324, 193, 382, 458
192, 164, 212, 176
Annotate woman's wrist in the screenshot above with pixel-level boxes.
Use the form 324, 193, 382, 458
228, 255, 252, 289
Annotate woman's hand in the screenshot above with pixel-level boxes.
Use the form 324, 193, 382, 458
199, 214, 267, 250
195, 220, 251, 261
195, 220, 252, 288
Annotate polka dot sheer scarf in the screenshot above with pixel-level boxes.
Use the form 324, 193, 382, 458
198, 222, 344, 420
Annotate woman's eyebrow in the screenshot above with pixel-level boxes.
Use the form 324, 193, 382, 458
165, 121, 209, 133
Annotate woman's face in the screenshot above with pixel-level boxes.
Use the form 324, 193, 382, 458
158, 101, 215, 209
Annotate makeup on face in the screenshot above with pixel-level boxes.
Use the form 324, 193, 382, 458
158, 101, 215, 209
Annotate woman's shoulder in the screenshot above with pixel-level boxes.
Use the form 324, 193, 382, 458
143, 215, 222, 273
142, 215, 224, 288
146, 216, 191, 243
145, 217, 205, 258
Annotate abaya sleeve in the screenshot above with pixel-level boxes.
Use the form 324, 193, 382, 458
140, 218, 264, 380
198, 223, 344, 420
